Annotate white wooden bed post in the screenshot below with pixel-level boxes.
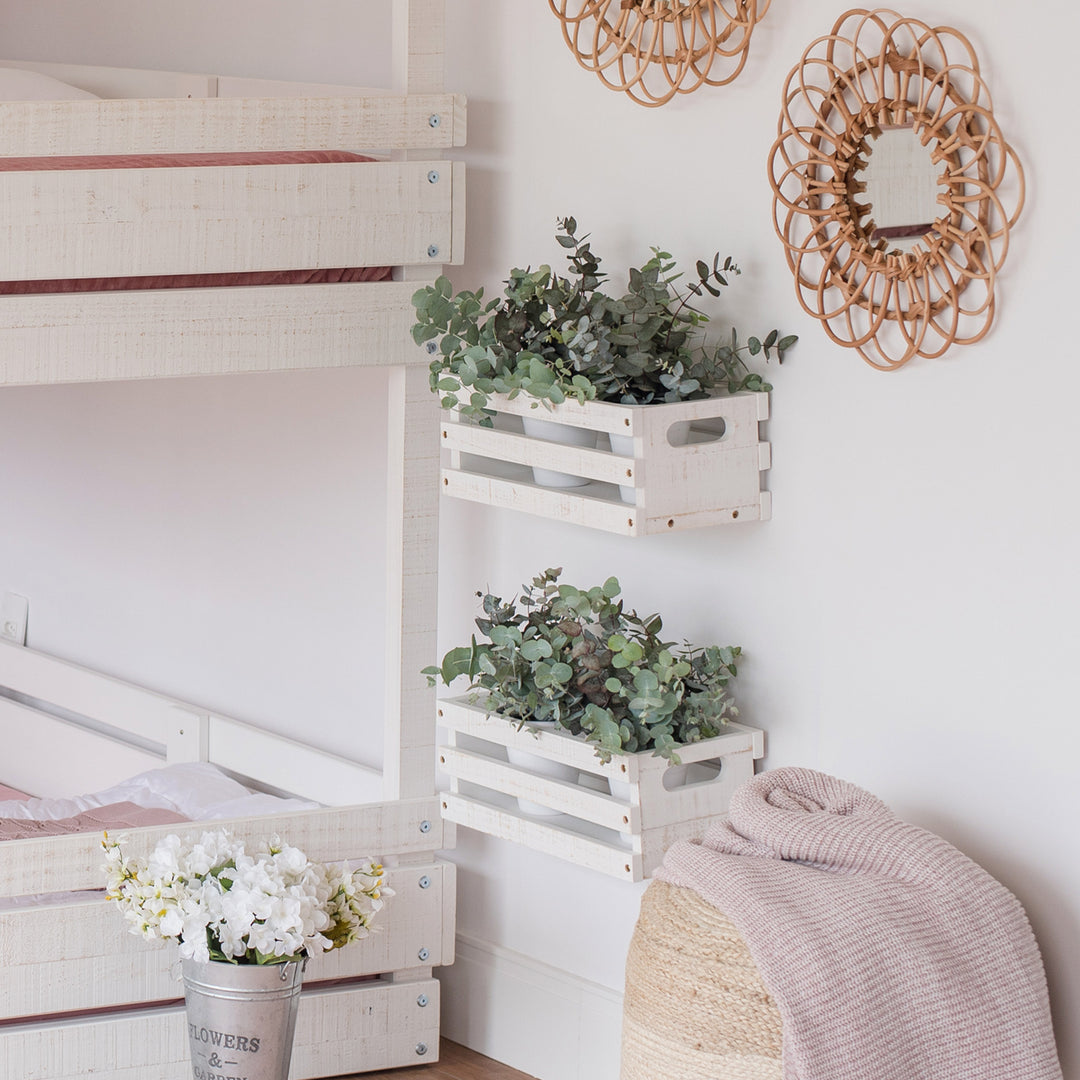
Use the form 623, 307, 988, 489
384, 0, 445, 803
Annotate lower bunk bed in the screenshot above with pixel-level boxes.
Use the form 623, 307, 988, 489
0, 636, 454, 1080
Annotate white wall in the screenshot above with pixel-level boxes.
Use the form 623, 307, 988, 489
1, 2, 1077, 1078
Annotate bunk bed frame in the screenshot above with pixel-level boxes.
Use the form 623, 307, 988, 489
0, 2, 463, 1076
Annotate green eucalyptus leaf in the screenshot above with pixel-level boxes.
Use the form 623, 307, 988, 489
519, 638, 554, 662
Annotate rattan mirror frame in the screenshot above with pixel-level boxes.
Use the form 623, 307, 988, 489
768, 9, 1025, 370
549, 0, 771, 108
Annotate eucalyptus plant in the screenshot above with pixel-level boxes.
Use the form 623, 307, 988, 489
411, 217, 796, 425
424, 568, 742, 762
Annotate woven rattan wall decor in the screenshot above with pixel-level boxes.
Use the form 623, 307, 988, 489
768, 9, 1025, 371
549, 0, 772, 107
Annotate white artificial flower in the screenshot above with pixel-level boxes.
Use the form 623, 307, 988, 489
102, 830, 390, 965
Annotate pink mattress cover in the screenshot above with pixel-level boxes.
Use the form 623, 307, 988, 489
0, 800, 187, 841
0, 150, 392, 294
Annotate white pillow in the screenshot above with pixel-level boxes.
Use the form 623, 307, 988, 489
0, 65, 99, 100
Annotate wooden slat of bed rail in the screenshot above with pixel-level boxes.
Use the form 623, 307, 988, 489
0, 638, 184, 748
0, 93, 465, 157
0, 160, 451, 281
206, 714, 384, 807
0, 799, 442, 898
0, 638, 383, 804
0, 696, 164, 799
0, 280, 429, 386
0, 862, 454, 1017
0, 979, 441, 1080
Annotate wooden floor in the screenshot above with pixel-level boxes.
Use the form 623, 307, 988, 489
341, 1040, 536, 1079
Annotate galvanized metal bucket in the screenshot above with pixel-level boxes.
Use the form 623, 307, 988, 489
181, 957, 305, 1080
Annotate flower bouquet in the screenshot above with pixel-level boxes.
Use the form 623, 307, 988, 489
103, 828, 390, 964
103, 828, 392, 1080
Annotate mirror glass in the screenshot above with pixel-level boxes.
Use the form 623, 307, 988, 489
856, 127, 942, 251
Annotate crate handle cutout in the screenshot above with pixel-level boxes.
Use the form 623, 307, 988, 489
665, 417, 727, 448
661, 759, 723, 792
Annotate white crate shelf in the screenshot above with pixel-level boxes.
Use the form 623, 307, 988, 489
439, 392, 771, 536
437, 696, 764, 881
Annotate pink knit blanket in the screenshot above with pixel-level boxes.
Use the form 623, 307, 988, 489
659, 768, 1063, 1080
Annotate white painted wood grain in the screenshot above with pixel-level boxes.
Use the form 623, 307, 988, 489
0, 798, 442, 898
0, 281, 428, 386
0, 979, 440, 1080
0, 161, 450, 281
0, 862, 453, 1017
394, 0, 446, 97
440, 745, 638, 833
383, 365, 440, 801
443, 422, 631, 484
442, 793, 642, 880
0, 93, 465, 156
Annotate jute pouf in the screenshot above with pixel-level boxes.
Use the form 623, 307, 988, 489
620, 880, 782, 1080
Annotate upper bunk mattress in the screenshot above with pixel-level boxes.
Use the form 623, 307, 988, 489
0, 150, 393, 294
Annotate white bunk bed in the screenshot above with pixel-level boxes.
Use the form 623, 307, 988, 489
0, 2, 463, 1076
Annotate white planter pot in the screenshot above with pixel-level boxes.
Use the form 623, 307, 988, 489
521, 416, 597, 488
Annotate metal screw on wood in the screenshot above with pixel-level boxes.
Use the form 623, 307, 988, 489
419, 875, 431, 889
416, 1043, 429, 1056
428, 114, 441, 127
425, 341, 438, 354
427, 244, 440, 258
427, 170, 440, 184
419, 819, 432, 833
417, 993, 429, 1007
418, 947, 430, 961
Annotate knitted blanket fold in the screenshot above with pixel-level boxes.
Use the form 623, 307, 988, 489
658, 768, 1063, 1080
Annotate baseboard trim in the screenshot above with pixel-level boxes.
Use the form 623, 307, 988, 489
437, 932, 624, 1080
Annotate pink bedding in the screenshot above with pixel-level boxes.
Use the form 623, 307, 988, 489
0, 783, 30, 801
0, 150, 393, 294
0, 801, 187, 841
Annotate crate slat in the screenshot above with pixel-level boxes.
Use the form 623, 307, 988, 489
439, 746, 638, 833
441, 793, 643, 880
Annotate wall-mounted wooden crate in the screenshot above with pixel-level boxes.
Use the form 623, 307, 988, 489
439, 392, 770, 536
437, 696, 764, 881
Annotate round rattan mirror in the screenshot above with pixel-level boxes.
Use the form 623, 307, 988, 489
768, 9, 1025, 370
